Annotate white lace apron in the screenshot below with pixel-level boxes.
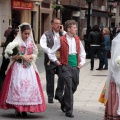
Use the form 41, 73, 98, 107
6, 39, 42, 105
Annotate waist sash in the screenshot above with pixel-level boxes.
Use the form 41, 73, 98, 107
68, 54, 78, 66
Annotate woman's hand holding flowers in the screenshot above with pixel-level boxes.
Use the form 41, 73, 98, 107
22, 54, 33, 62
12, 55, 20, 61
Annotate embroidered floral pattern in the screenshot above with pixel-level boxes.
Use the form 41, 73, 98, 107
20, 46, 25, 54
7, 77, 41, 104
6, 40, 42, 105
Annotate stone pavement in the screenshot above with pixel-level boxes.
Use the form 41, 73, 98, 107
40, 58, 107, 120
0, 46, 108, 120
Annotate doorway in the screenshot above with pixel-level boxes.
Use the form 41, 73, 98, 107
41, 13, 50, 35
31, 11, 36, 42
12, 10, 21, 28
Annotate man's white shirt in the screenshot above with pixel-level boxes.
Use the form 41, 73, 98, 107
40, 31, 66, 54
48, 34, 86, 66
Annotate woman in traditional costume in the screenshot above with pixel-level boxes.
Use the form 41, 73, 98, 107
101, 32, 120, 120
0, 23, 46, 117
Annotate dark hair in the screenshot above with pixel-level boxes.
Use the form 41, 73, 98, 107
14, 29, 19, 36
92, 25, 100, 32
4, 29, 18, 48
51, 18, 60, 24
21, 25, 30, 32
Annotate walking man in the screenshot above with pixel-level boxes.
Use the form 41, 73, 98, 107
40, 18, 66, 103
48, 20, 86, 117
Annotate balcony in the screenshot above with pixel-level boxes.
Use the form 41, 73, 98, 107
108, 0, 119, 1
61, 0, 85, 8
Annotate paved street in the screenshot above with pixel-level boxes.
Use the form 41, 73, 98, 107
0, 46, 107, 120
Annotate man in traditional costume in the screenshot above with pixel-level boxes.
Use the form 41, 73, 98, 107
40, 18, 66, 103
48, 20, 86, 117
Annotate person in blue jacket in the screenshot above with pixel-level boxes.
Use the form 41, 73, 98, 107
101, 28, 111, 70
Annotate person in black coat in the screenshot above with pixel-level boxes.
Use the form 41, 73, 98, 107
87, 25, 103, 70
0, 29, 18, 90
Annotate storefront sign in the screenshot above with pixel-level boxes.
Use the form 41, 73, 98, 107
12, 0, 33, 10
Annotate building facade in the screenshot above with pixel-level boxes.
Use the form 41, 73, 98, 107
0, 0, 53, 45
111, 1, 120, 27
0, 0, 119, 46
61, 0, 109, 38
0, 0, 11, 46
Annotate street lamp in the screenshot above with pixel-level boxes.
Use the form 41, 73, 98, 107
107, 1, 114, 28
56, 0, 58, 17
85, 0, 95, 58
86, 0, 95, 36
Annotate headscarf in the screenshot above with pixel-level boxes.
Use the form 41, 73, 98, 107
6, 22, 39, 74
14, 22, 38, 57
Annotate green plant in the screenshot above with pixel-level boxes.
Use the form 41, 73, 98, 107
52, 4, 64, 11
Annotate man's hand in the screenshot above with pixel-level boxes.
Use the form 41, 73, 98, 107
55, 60, 62, 66
59, 25, 64, 33
77, 64, 82, 69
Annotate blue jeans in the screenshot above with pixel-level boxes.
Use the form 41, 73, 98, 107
103, 50, 108, 69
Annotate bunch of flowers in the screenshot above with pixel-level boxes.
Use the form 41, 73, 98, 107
4, 41, 31, 68
4, 41, 20, 58
115, 56, 120, 66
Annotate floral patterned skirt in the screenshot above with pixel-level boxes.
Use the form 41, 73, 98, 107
0, 63, 46, 112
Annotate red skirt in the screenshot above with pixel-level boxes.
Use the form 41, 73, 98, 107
0, 63, 46, 112
104, 82, 120, 120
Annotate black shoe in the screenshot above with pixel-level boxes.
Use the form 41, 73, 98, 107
61, 104, 66, 112
96, 68, 103, 70
90, 68, 93, 70
21, 112, 27, 117
65, 113, 74, 118
48, 99, 54, 103
15, 111, 21, 117
103, 68, 108, 70
55, 96, 62, 103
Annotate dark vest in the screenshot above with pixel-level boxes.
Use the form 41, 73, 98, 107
44, 30, 63, 49
44, 30, 63, 66
60, 35, 81, 66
